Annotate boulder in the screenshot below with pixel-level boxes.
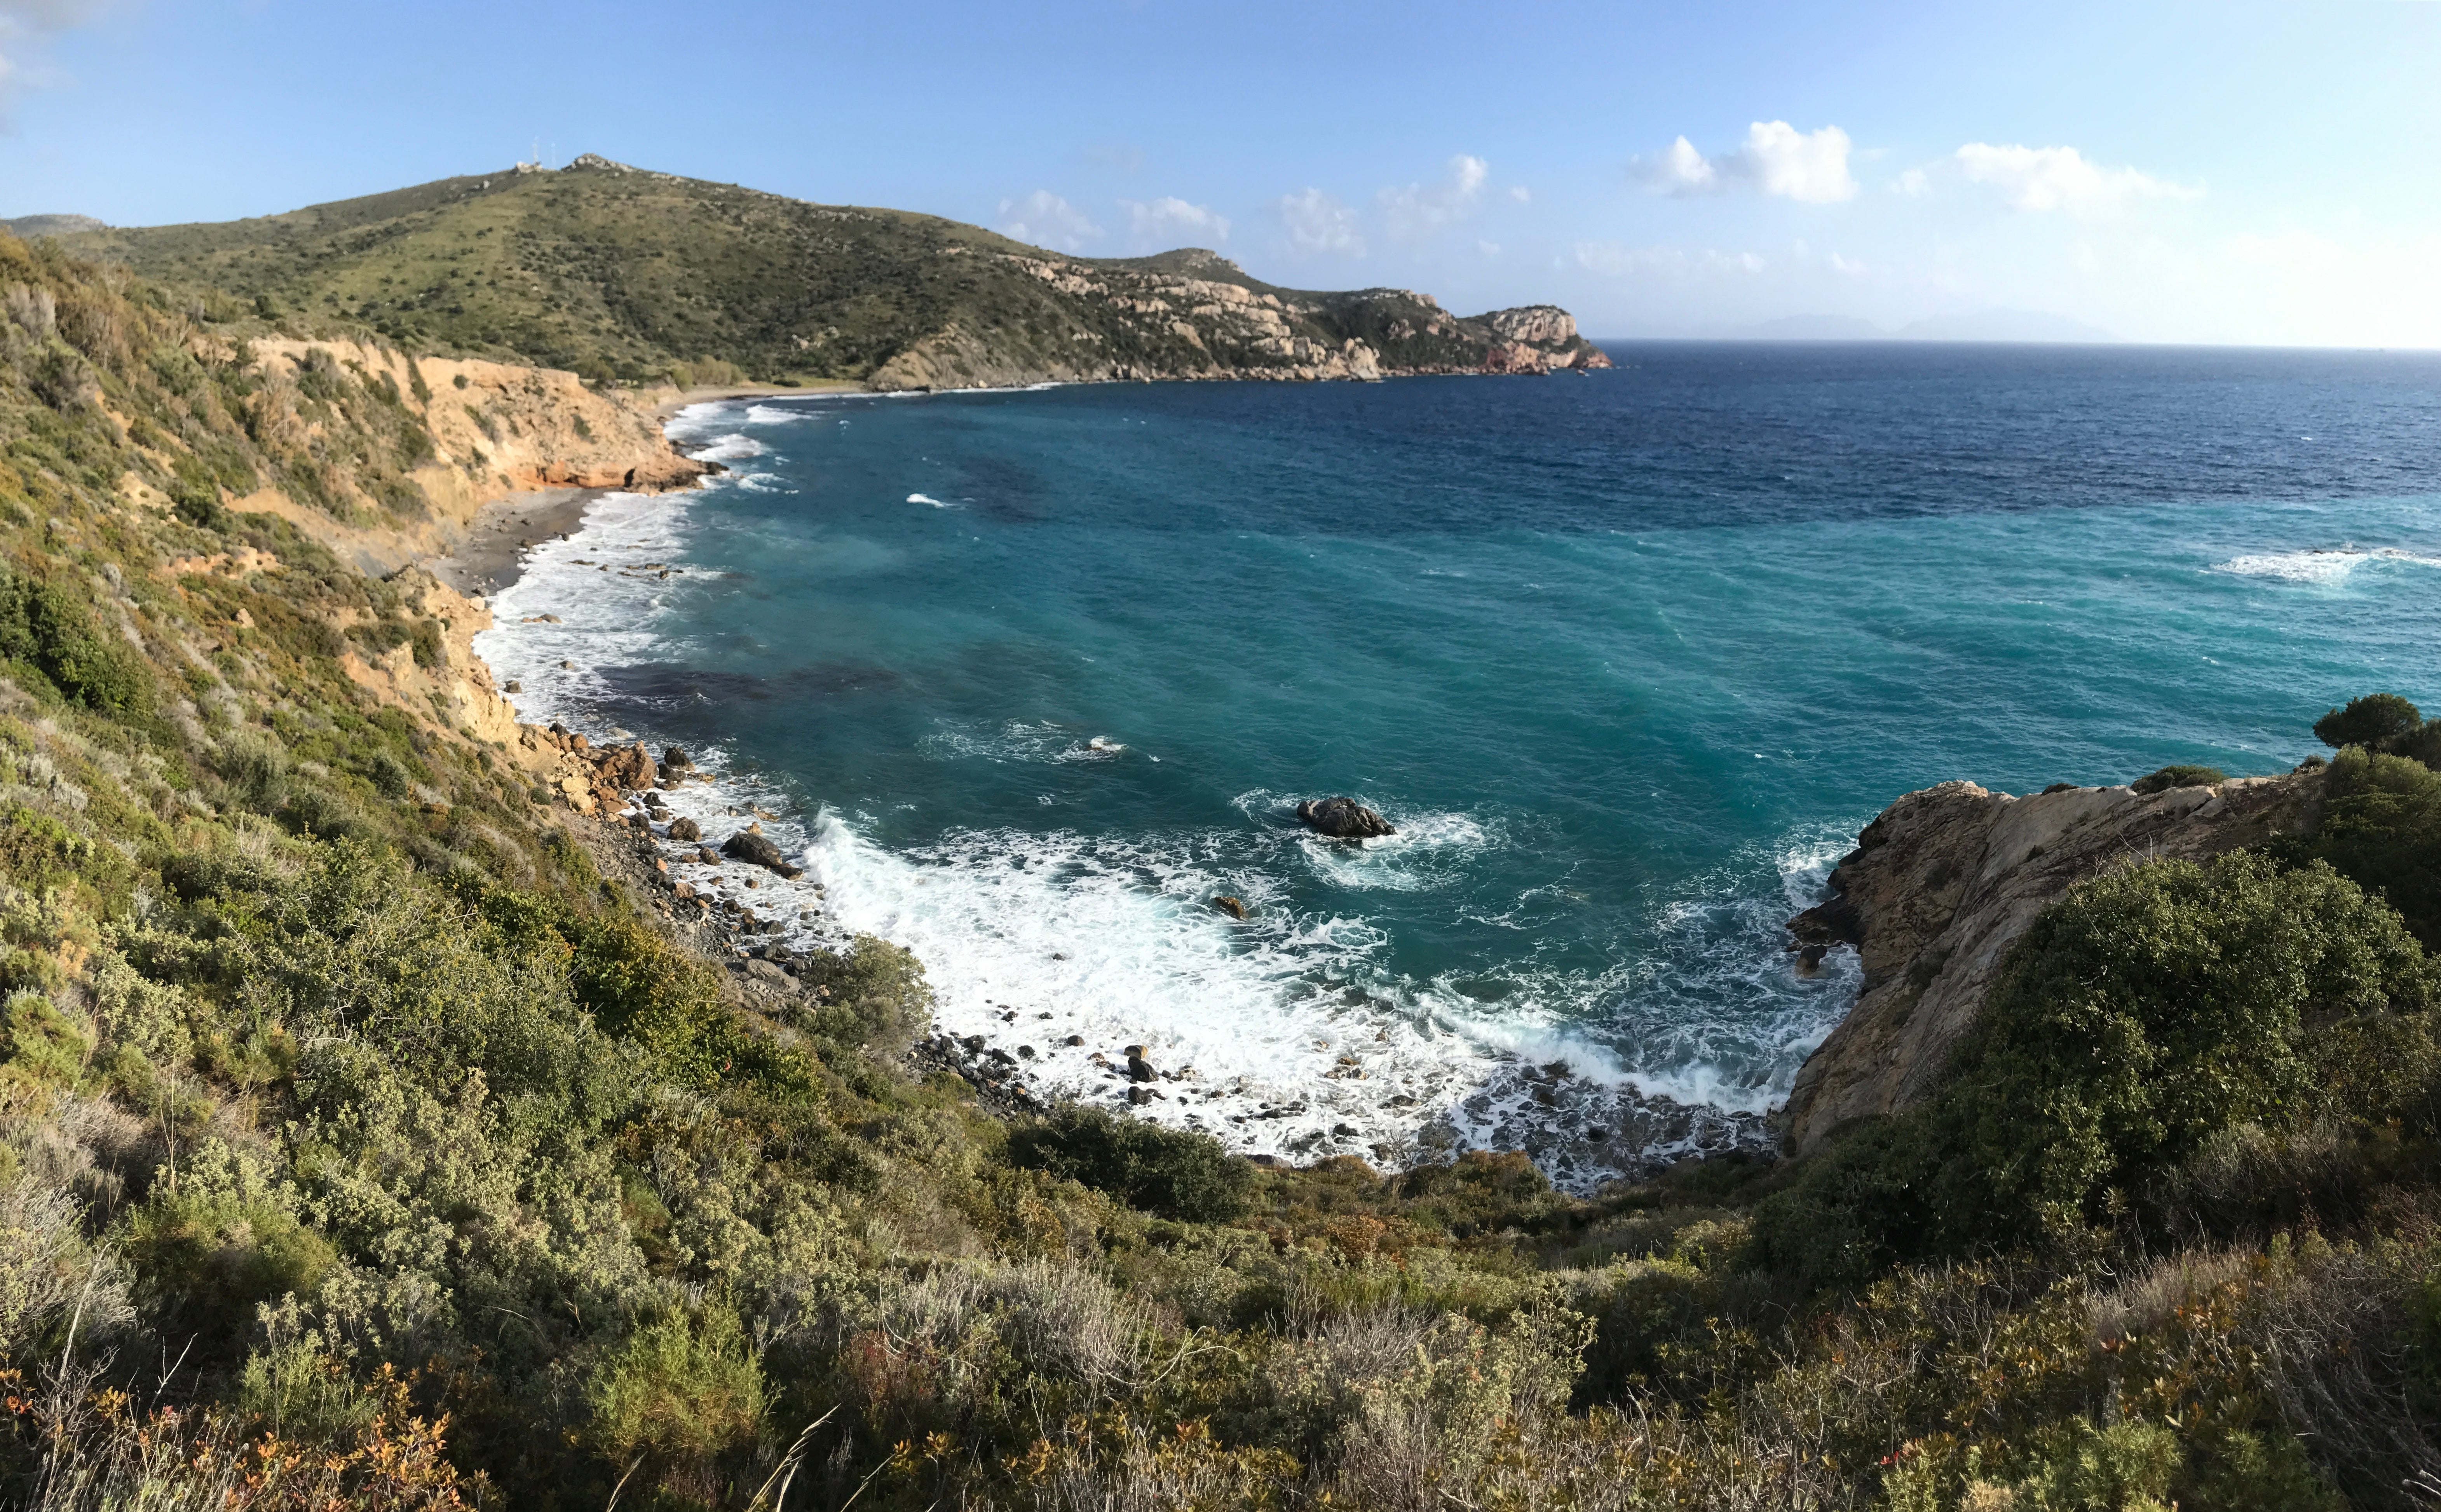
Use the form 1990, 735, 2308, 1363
1210, 894, 1250, 920
1125, 1044, 1158, 1083
663, 745, 694, 770
1297, 796, 1395, 839
668, 816, 702, 842
722, 829, 803, 879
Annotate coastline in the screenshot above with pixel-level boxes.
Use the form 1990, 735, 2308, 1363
426, 397, 1776, 1192
422, 487, 605, 597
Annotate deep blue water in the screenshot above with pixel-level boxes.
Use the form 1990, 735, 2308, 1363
481, 343, 2441, 1172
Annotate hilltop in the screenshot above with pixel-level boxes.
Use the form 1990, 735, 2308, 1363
46, 155, 1609, 390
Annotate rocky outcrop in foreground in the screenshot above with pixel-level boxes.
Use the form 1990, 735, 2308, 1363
1775, 769, 2324, 1155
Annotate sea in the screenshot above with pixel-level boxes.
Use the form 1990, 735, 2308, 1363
474, 342, 2441, 1189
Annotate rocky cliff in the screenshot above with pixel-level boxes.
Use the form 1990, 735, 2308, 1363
1775, 769, 2326, 1155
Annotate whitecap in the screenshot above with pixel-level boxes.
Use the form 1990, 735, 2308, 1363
690, 432, 766, 464
2213, 545, 2441, 583
907, 492, 958, 508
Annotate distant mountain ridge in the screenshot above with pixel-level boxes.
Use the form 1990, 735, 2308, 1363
2, 213, 107, 238
42, 155, 1609, 390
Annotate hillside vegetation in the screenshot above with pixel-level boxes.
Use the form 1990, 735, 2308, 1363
47, 157, 1609, 391
0, 230, 2438, 1510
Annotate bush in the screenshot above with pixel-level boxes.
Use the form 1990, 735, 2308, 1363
1008, 1105, 1252, 1221
1759, 852, 2438, 1271
2299, 746, 2441, 948
797, 932, 933, 1054
2130, 763, 2226, 795
0, 566, 150, 713
586, 1307, 766, 1502
2315, 692, 2422, 753
1937, 851, 2435, 1239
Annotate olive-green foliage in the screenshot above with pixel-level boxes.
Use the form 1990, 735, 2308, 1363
1010, 1105, 1254, 1221
2293, 744, 2441, 948
2129, 762, 2225, 794
2315, 691, 2423, 753
586, 1306, 766, 1495
795, 932, 933, 1054
0, 567, 149, 713
1758, 851, 2437, 1281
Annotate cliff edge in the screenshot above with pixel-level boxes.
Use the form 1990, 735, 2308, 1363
1775, 769, 2326, 1155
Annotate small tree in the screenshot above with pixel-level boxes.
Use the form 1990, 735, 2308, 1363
2314, 692, 2422, 753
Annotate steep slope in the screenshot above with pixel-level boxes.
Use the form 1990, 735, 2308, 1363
1776, 768, 2324, 1154
54, 155, 1610, 390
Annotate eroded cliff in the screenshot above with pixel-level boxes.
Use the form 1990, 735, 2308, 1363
1776, 769, 2326, 1155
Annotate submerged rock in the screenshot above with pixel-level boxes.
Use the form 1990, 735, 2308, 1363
1209, 894, 1250, 920
722, 829, 803, 878
1297, 796, 1395, 839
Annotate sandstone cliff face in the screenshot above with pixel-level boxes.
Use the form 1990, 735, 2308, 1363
1775, 770, 2324, 1155
223, 340, 705, 574
332, 566, 524, 749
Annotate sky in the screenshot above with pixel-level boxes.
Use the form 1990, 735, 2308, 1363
2, 0, 2436, 347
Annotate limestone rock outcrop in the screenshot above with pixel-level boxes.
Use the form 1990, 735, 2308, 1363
1775, 768, 2325, 1155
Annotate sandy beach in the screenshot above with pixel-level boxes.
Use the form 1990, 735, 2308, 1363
423, 487, 603, 597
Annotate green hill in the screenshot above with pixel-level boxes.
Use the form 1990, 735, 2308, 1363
54, 155, 1609, 389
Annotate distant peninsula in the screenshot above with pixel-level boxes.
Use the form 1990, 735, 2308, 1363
33, 155, 1611, 392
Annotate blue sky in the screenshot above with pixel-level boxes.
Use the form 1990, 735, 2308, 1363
2, 0, 2435, 345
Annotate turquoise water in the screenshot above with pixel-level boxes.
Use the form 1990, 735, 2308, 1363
479, 344, 2441, 1181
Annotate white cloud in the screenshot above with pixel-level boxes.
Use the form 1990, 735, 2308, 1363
1893, 168, 1932, 199
1508, 186, 1531, 204
1122, 196, 1229, 250
996, 190, 1103, 253
1377, 154, 1490, 237
1278, 188, 1365, 256
1633, 122, 1857, 204
0, 0, 110, 105
1574, 242, 1765, 277
1952, 143, 2200, 216
1637, 137, 1716, 194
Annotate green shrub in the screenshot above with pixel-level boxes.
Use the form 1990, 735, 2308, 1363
1009, 1105, 1252, 1221
0, 566, 151, 712
1937, 851, 2434, 1240
586, 1306, 766, 1498
2130, 763, 2225, 795
797, 932, 934, 1054
2314, 692, 2422, 753
1760, 852, 2437, 1272
2296, 745, 2441, 948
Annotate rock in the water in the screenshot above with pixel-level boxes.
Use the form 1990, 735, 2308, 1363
668, 817, 702, 842
722, 829, 803, 878
1125, 1044, 1158, 1083
1297, 796, 1395, 839
663, 746, 694, 770
1210, 894, 1250, 920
